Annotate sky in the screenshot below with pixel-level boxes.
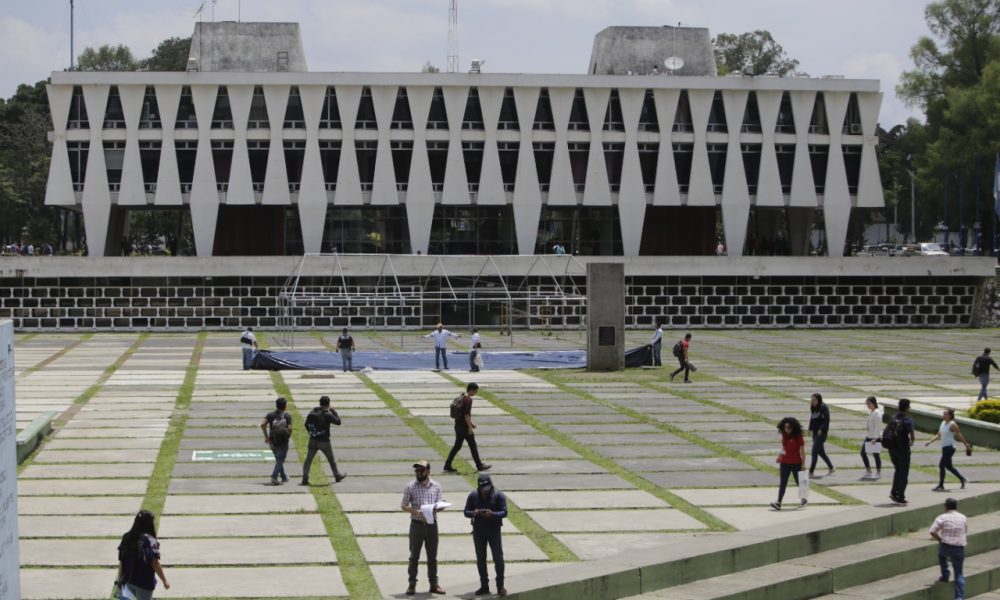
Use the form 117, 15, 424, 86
1, 0, 931, 126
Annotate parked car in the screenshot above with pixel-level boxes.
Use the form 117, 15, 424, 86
917, 242, 949, 256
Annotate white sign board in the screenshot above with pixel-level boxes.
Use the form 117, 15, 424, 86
0, 322, 19, 599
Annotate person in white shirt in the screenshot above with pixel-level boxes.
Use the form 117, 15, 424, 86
240, 327, 259, 370
424, 323, 459, 370
929, 497, 967, 600
861, 396, 883, 480
650, 323, 663, 367
469, 328, 482, 372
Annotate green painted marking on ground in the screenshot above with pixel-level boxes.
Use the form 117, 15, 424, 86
191, 449, 274, 461
267, 359, 379, 600
358, 373, 580, 563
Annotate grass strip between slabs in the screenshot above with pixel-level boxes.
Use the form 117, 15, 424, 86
442, 372, 736, 532
141, 332, 206, 519
358, 373, 579, 562
270, 367, 380, 600
17, 332, 91, 378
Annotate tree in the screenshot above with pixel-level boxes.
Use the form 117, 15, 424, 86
712, 30, 800, 76
141, 37, 192, 71
75, 44, 139, 71
421, 61, 441, 73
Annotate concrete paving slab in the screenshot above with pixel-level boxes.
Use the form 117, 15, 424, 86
18, 496, 142, 515
155, 566, 347, 597
642, 470, 776, 487
171, 461, 304, 477
492, 473, 634, 491
158, 514, 327, 537
20, 568, 115, 599
164, 494, 317, 514
705, 504, 855, 530
510, 490, 670, 510
558, 532, 724, 561
592, 444, 714, 458
20, 515, 130, 537
348, 511, 494, 535
356, 533, 548, 562
368, 563, 552, 597
19, 463, 156, 479
33, 449, 161, 463
528, 508, 707, 532
43, 437, 164, 451
615, 457, 750, 472
164, 537, 337, 565
670, 486, 839, 506
20, 538, 121, 566
17, 479, 148, 496
168, 478, 313, 494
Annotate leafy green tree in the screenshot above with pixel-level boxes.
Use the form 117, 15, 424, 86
712, 31, 800, 76
141, 37, 192, 71
75, 44, 139, 71
421, 61, 440, 73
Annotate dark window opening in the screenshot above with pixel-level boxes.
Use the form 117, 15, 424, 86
536, 207, 622, 255
462, 88, 485, 130
284, 87, 306, 128
104, 141, 125, 191
673, 143, 694, 192
638, 143, 658, 192
248, 140, 269, 192
248, 86, 270, 129
356, 87, 377, 129
391, 88, 413, 129
430, 205, 516, 254
211, 140, 233, 192
707, 91, 727, 133
320, 87, 341, 128
639, 90, 658, 132
810, 93, 829, 134
603, 142, 625, 192
428, 141, 448, 192
391, 140, 413, 191
498, 142, 518, 192
741, 143, 762, 195
776, 144, 794, 194
356, 140, 377, 191
604, 89, 625, 131
707, 143, 727, 193
284, 141, 306, 192
533, 89, 555, 130
568, 89, 589, 130
498, 87, 519, 130
776, 92, 795, 134
284, 207, 303, 254
323, 206, 410, 254
211, 86, 234, 128
673, 91, 693, 132
68, 86, 89, 129
213, 206, 290, 255
640, 206, 718, 255
175, 86, 197, 129
319, 141, 341, 191
569, 142, 588, 193
533, 142, 554, 191
843, 93, 862, 135
176, 141, 197, 193
139, 87, 161, 129
742, 92, 761, 133
68, 141, 89, 191
810, 144, 829, 193
428, 87, 449, 130
139, 141, 161, 193
462, 141, 484, 192
843, 145, 862, 195
103, 86, 125, 129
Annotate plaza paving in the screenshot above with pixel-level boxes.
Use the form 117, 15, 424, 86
11, 328, 1000, 599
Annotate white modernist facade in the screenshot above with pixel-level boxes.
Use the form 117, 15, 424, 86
44, 71, 884, 257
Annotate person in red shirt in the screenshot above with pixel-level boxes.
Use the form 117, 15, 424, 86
771, 417, 807, 510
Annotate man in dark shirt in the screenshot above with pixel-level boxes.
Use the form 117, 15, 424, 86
889, 398, 917, 504
337, 328, 355, 372
973, 347, 999, 402
464, 474, 508, 596
260, 397, 292, 485
443, 383, 491, 473
300, 395, 347, 485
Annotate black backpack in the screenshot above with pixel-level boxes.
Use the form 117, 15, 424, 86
972, 358, 982, 377
305, 409, 327, 438
269, 412, 290, 446
672, 341, 684, 358
881, 416, 906, 450
449, 395, 466, 420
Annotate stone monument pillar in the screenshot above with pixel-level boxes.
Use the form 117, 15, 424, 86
0, 321, 19, 599
586, 263, 625, 371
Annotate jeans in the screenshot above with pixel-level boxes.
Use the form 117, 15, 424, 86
121, 583, 153, 600
977, 372, 990, 401
242, 347, 254, 370
670, 356, 690, 381
408, 520, 439, 585
473, 530, 505, 588
435, 347, 449, 369
860, 438, 882, 471
302, 439, 343, 481
888, 446, 911, 499
810, 433, 833, 473
469, 350, 480, 372
938, 543, 965, 599
777, 462, 801, 503
939, 445, 965, 487
444, 423, 484, 469
270, 443, 288, 481
652, 342, 661, 366
339, 349, 353, 372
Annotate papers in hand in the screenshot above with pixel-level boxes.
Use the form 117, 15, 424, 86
420, 501, 451, 524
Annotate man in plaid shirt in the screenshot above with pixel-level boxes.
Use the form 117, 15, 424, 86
930, 497, 968, 600
401, 460, 447, 595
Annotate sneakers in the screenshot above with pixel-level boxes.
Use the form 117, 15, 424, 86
478, 464, 492, 472
443, 466, 458, 473
334, 473, 348, 483
406, 584, 416, 596
961, 477, 967, 489
890, 493, 908, 505
475, 587, 491, 596
770, 502, 781, 510
670, 372, 677, 382
827, 468, 836, 477
270, 477, 281, 486
932, 485, 946, 492
299, 479, 310, 486
800, 498, 808, 507
498, 588, 507, 597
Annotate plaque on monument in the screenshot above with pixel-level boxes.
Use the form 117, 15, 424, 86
0, 322, 19, 599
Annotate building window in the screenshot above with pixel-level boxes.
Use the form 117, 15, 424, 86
568, 89, 589, 131
809, 144, 829, 193
320, 87, 341, 129
742, 92, 762, 133
707, 143, 727, 193
323, 206, 410, 254
843, 93, 862, 135
68, 86, 89, 129
843, 145, 862, 195
462, 141, 484, 193
428, 141, 448, 192
673, 91, 693, 132
211, 86, 234, 129
603, 89, 624, 131
462, 88, 485, 130
103, 87, 126, 129
139, 141, 161, 193
248, 140, 269, 193
638, 90, 658, 132
673, 143, 694, 193
498, 88, 519, 130
391, 140, 413, 191
776, 144, 794, 194
139, 87, 161, 129
776, 92, 795, 134
104, 141, 125, 191
707, 91, 727, 133
391, 88, 413, 129
427, 88, 449, 130
211, 141, 234, 192
568, 142, 588, 193
176, 86, 198, 129
356, 87, 377, 129
498, 142, 518, 192
533, 89, 555, 130
356, 140, 377, 191
429, 205, 516, 255
67, 141, 89, 191
603, 143, 624, 192
319, 141, 341, 191
638, 142, 658, 193
741, 143, 762, 195
248, 86, 270, 129
536, 207, 622, 256
284, 140, 306, 192
532, 142, 554, 192
810, 94, 829, 134
176, 141, 197, 192
284, 87, 306, 128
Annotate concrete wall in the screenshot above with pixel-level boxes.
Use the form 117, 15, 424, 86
589, 26, 717, 76
189, 22, 308, 72
587, 263, 625, 370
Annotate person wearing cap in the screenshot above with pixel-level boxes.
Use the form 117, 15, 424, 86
424, 323, 459, 370
464, 474, 508, 596
401, 460, 447, 595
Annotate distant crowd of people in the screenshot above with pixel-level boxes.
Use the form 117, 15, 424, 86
1, 242, 53, 256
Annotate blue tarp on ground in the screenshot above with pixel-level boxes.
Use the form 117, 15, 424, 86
252, 349, 588, 371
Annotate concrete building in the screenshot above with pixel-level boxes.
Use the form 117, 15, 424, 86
44, 22, 884, 259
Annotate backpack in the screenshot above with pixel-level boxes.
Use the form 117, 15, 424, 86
672, 341, 684, 358
881, 416, 906, 450
972, 358, 982, 377
450, 395, 466, 420
269, 412, 290, 446
305, 410, 327, 438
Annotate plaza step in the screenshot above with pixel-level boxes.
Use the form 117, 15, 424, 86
624, 512, 1000, 600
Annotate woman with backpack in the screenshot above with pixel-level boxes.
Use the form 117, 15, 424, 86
924, 408, 972, 491
115, 510, 169, 599
808, 393, 835, 478
771, 417, 807, 511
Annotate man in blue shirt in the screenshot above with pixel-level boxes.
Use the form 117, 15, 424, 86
464, 474, 507, 596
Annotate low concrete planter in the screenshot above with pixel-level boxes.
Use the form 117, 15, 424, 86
883, 403, 1000, 450
16, 412, 56, 464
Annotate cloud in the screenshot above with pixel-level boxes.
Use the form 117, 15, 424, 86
0, 16, 67, 93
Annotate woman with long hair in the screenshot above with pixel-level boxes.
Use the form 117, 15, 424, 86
116, 510, 169, 599
808, 393, 835, 477
924, 408, 972, 491
771, 417, 807, 510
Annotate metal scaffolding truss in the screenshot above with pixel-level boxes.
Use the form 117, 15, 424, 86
275, 254, 589, 348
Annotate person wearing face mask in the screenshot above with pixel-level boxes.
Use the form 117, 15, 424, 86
401, 460, 447, 596
464, 474, 508, 596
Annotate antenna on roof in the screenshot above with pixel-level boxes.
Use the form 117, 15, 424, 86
69, 0, 74, 70
663, 21, 684, 75
447, 0, 459, 73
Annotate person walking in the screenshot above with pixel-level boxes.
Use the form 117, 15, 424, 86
260, 397, 292, 485
972, 347, 999, 401
300, 396, 347, 486
469, 329, 481, 372
861, 396, 883, 480
930, 497, 967, 600
650, 323, 663, 367
670, 333, 694, 383
115, 510, 169, 600
770, 417, 807, 510
240, 327, 259, 370
401, 460, 448, 595
425, 323, 459, 370
887, 398, 916, 504
808, 393, 835, 478
444, 382, 491, 473
336, 328, 355, 372
925, 409, 972, 492
464, 474, 508, 596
